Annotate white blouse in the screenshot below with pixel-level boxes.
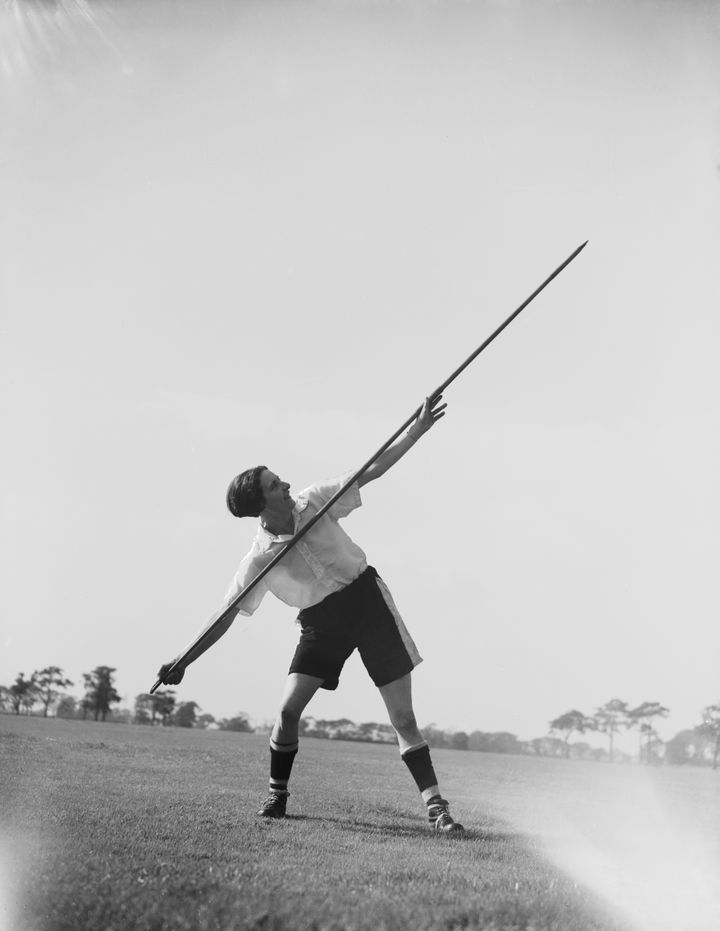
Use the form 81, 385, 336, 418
224, 473, 368, 617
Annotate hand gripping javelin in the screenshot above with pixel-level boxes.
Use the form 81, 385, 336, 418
150, 240, 588, 693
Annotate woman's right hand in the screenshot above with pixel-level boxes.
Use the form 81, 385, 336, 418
157, 661, 185, 686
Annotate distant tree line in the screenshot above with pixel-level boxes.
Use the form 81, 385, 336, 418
549, 699, 671, 765
545, 699, 720, 769
1, 666, 122, 721
299, 699, 720, 769
132, 690, 252, 732
2, 669, 719, 769
0, 667, 252, 732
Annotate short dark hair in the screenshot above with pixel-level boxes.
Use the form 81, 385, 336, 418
226, 465, 267, 518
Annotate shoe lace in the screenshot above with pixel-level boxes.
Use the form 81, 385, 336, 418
427, 797, 450, 820
428, 798, 450, 818
261, 791, 288, 808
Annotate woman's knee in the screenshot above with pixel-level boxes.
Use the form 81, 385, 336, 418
277, 703, 302, 731
390, 708, 418, 734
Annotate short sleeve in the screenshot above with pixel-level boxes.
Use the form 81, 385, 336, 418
306, 472, 362, 520
224, 549, 272, 617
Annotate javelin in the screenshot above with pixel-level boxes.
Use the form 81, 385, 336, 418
149, 240, 588, 693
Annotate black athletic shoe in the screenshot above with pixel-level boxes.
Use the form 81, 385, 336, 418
257, 791, 288, 819
427, 797, 465, 835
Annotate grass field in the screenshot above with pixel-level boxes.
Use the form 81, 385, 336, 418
1, 717, 718, 931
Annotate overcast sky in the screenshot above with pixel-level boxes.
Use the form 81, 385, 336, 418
1, 0, 718, 744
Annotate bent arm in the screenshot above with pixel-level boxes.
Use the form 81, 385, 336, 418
358, 395, 447, 487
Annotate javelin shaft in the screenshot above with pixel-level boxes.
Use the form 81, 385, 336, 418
150, 240, 587, 693
430, 239, 588, 400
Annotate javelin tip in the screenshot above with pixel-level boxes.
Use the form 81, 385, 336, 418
565, 240, 589, 263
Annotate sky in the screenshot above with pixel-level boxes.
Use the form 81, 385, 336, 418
1, 0, 718, 745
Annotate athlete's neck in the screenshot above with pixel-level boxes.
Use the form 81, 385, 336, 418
261, 505, 295, 537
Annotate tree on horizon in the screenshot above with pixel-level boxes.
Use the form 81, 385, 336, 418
134, 693, 153, 725
627, 701, 669, 764
218, 712, 253, 732
56, 695, 78, 719
34, 666, 74, 717
82, 666, 121, 722
593, 699, 630, 762
152, 689, 176, 726
549, 709, 594, 758
174, 701, 200, 728
8, 673, 37, 715
698, 703, 720, 770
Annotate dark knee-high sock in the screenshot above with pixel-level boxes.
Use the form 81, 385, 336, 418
401, 741, 440, 804
269, 737, 298, 796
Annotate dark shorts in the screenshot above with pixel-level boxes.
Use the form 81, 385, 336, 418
289, 566, 423, 690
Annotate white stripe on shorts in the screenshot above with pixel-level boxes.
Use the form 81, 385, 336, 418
374, 576, 423, 669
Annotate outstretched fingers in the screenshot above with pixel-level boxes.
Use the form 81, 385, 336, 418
409, 395, 448, 441
428, 394, 447, 424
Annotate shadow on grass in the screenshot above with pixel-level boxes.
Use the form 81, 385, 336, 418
279, 811, 522, 847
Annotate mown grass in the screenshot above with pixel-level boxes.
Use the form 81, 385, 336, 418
3, 715, 713, 931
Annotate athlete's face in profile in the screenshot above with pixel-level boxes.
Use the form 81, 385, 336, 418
261, 469, 294, 513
